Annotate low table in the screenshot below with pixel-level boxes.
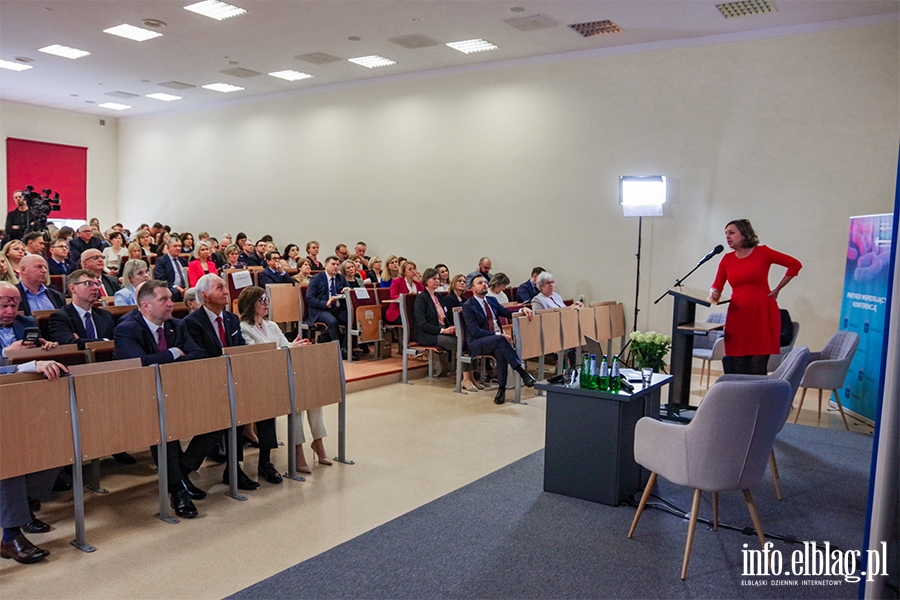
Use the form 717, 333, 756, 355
536, 373, 672, 506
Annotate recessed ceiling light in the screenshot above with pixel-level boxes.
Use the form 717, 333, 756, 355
142, 19, 167, 29
98, 102, 131, 110
38, 44, 91, 59
446, 39, 499, 54
184, 0, 247, 20
146, 92, 183, 101
268, 70, 314, 82
0, 59, 34, 71
201, 82, 244, 92
104, 24, 163, 41
348, 55, 396, 69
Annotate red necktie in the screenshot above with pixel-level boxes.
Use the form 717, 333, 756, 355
483, 299, 495, 330
156, 327, 168, 352
216, 316, 227, 347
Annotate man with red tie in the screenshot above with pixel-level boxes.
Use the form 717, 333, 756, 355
462, 275, 536, 405
112, 280, 208, 518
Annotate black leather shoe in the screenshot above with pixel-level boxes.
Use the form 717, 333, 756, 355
258, 462, 283, 485
52, 472, 72, 492
520, 371, 536, 388
22, 516, 51, 534
494, 388, 506, 405
223, 468, 260, 490
113, 452, 137, 465
169, 487, 197, 519
1, 534, 50, 564
181, 477, 207, 500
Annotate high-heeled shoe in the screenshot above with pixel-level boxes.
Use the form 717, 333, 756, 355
295, 447, 312, 474
311, 439, 332, 466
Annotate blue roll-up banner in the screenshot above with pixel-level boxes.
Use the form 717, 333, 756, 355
840, 214, 893, 422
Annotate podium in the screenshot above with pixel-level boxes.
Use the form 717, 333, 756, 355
664, 286, 726, 417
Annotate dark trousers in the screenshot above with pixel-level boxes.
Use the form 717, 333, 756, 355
0, 469, 59, 528
151, 430, 223, 487
476, 335, 521, 388
723, 354, 769, 375
317, 307, 347, 347
232, 419, 277, 465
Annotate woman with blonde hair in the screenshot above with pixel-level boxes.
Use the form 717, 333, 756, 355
1, 240, 26, 277
187, 240, 218, 286
0, 252, 19, 284
380, 255, 400, 288
114, 259, 151, 306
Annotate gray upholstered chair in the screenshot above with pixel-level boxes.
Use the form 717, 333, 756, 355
716, 346, 810, 499
628, 378, 794, 579
767, 320, 800, 372
691, 312, 725, 388
794, 331, 859, 430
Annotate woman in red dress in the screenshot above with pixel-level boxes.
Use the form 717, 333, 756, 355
710, 219, 801, 375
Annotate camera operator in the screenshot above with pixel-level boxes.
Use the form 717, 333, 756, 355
4, 190, 33, 243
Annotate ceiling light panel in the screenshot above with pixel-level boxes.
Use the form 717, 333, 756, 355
716, 0, 777, 18
569, 20, 623, 37
103, 24, 163, 41
348, 55, 396, 69
146, 93, 182, 101
446, 39, 498, 54
268, 70, 313, 81
98, 102, 131, 110
38, 44, 91, 59
202, 82, 244, 92
0, 59, 33, 71
184, 0, 247, 20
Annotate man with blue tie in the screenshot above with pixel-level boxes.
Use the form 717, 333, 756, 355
257, 251, 294, 287
153, 237, 187, 302
463, 275, 536, 404
47, 239, 76, 275
305, 255, 349, 355
15, 255, 66, 316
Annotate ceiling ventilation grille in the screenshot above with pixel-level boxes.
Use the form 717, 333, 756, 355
104, 91, 139, 99
219, 67, 261, 78
504, 14, 558, 32
716, 0, 777, 18
295, 52, 342, 64
569, 20, 623, 37
389, 34, 440, 49
158, 81, 196, 90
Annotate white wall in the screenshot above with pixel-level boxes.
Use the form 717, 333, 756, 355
0, 100, 119, 227
117, 22, 896, 349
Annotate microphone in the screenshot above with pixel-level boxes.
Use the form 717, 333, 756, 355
696, 244, 724, 267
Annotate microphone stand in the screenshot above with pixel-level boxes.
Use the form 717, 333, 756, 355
653, 258, 711, 305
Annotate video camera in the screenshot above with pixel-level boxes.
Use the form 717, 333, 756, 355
22, 185, 61, 234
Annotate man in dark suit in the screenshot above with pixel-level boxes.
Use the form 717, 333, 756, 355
67, 223, 103, 264
112, 280, 209, 519
257, 251, 294, 287
183, 274, 278, 488
0, 281, 68, 564
47, 238, 77, 275
79, 249, 121, 298
153, 237, 187, 301
47, 269, 115, 347
516, 267, 545, 304
463, 274, 536, 404
305, 256, 349, 354
240, 240, 262, 267
15, 255, 66, 316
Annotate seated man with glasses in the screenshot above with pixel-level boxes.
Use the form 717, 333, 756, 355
47, 239, 77, 276
257, 251, 294, 286
48, 269, 115, 349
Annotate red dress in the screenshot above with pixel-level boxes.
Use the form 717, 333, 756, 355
712, 245, 801, 357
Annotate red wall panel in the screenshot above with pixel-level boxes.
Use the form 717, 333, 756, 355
6, 137, 87, 221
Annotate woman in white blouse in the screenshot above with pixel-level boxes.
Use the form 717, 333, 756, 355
102, 231, 129, 274
529, 271, 583, 310
486, 273, 511, 305
237, 285, 328, 474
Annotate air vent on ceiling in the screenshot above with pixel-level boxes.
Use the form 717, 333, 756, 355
389, 34, 440, 49
105, 91, 139, 99
219, 67, 261, 78
716, 0, 777, 18
295, 52, 342, 64
504, 14, 558, 32
158, 81, 196, 90
569, 20, 623, 37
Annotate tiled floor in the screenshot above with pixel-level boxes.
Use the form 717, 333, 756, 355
0, 357, 872, 597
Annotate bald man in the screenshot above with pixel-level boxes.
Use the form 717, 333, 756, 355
80, 248, 121, 297
15, 255, 65, 317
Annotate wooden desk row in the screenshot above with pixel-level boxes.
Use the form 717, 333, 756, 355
0, 341, 347, 555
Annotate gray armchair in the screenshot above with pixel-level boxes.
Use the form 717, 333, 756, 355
691, 312, 725, 388
793, 330, 859, 430
716, 346, 810, 499
628, 378, 794, 579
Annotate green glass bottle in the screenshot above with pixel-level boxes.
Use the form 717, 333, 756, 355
598, 355, 610, 391
609, 355, 621, 392
588, 354, 599, 389
580, 354, 591, 389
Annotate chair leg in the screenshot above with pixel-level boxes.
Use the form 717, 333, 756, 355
628, 472, 657, 539
712, 491, 718, 531
742, 489, 767, 549
793, 387, 808, 423
817, 389, 823, 426
681, 488, 702, 580
832, 389, 850, 431
769, 452, 782, 501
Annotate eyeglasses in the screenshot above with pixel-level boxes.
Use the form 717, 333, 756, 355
72, 280, 102, 288
0, 298, 19, 308
257, 296, 270, 304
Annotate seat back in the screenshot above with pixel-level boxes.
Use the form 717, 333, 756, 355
399, 293, 419, 347
577, 306, 596, 345
288, 341, 343, 411
800, 330, 859, 390
537, 309, 562, 354
685, 379, 793, 491
694, 312, 726, 351
821, 330, 859, 362
595, 304, 612, 341
513, 313, 543, 361
558, 307, 580, 352
228, 346, 291, 425
158, 356, 232, 439
772, 345, 810, 398
767, 321, 800, 372
267, 283, 301, 324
